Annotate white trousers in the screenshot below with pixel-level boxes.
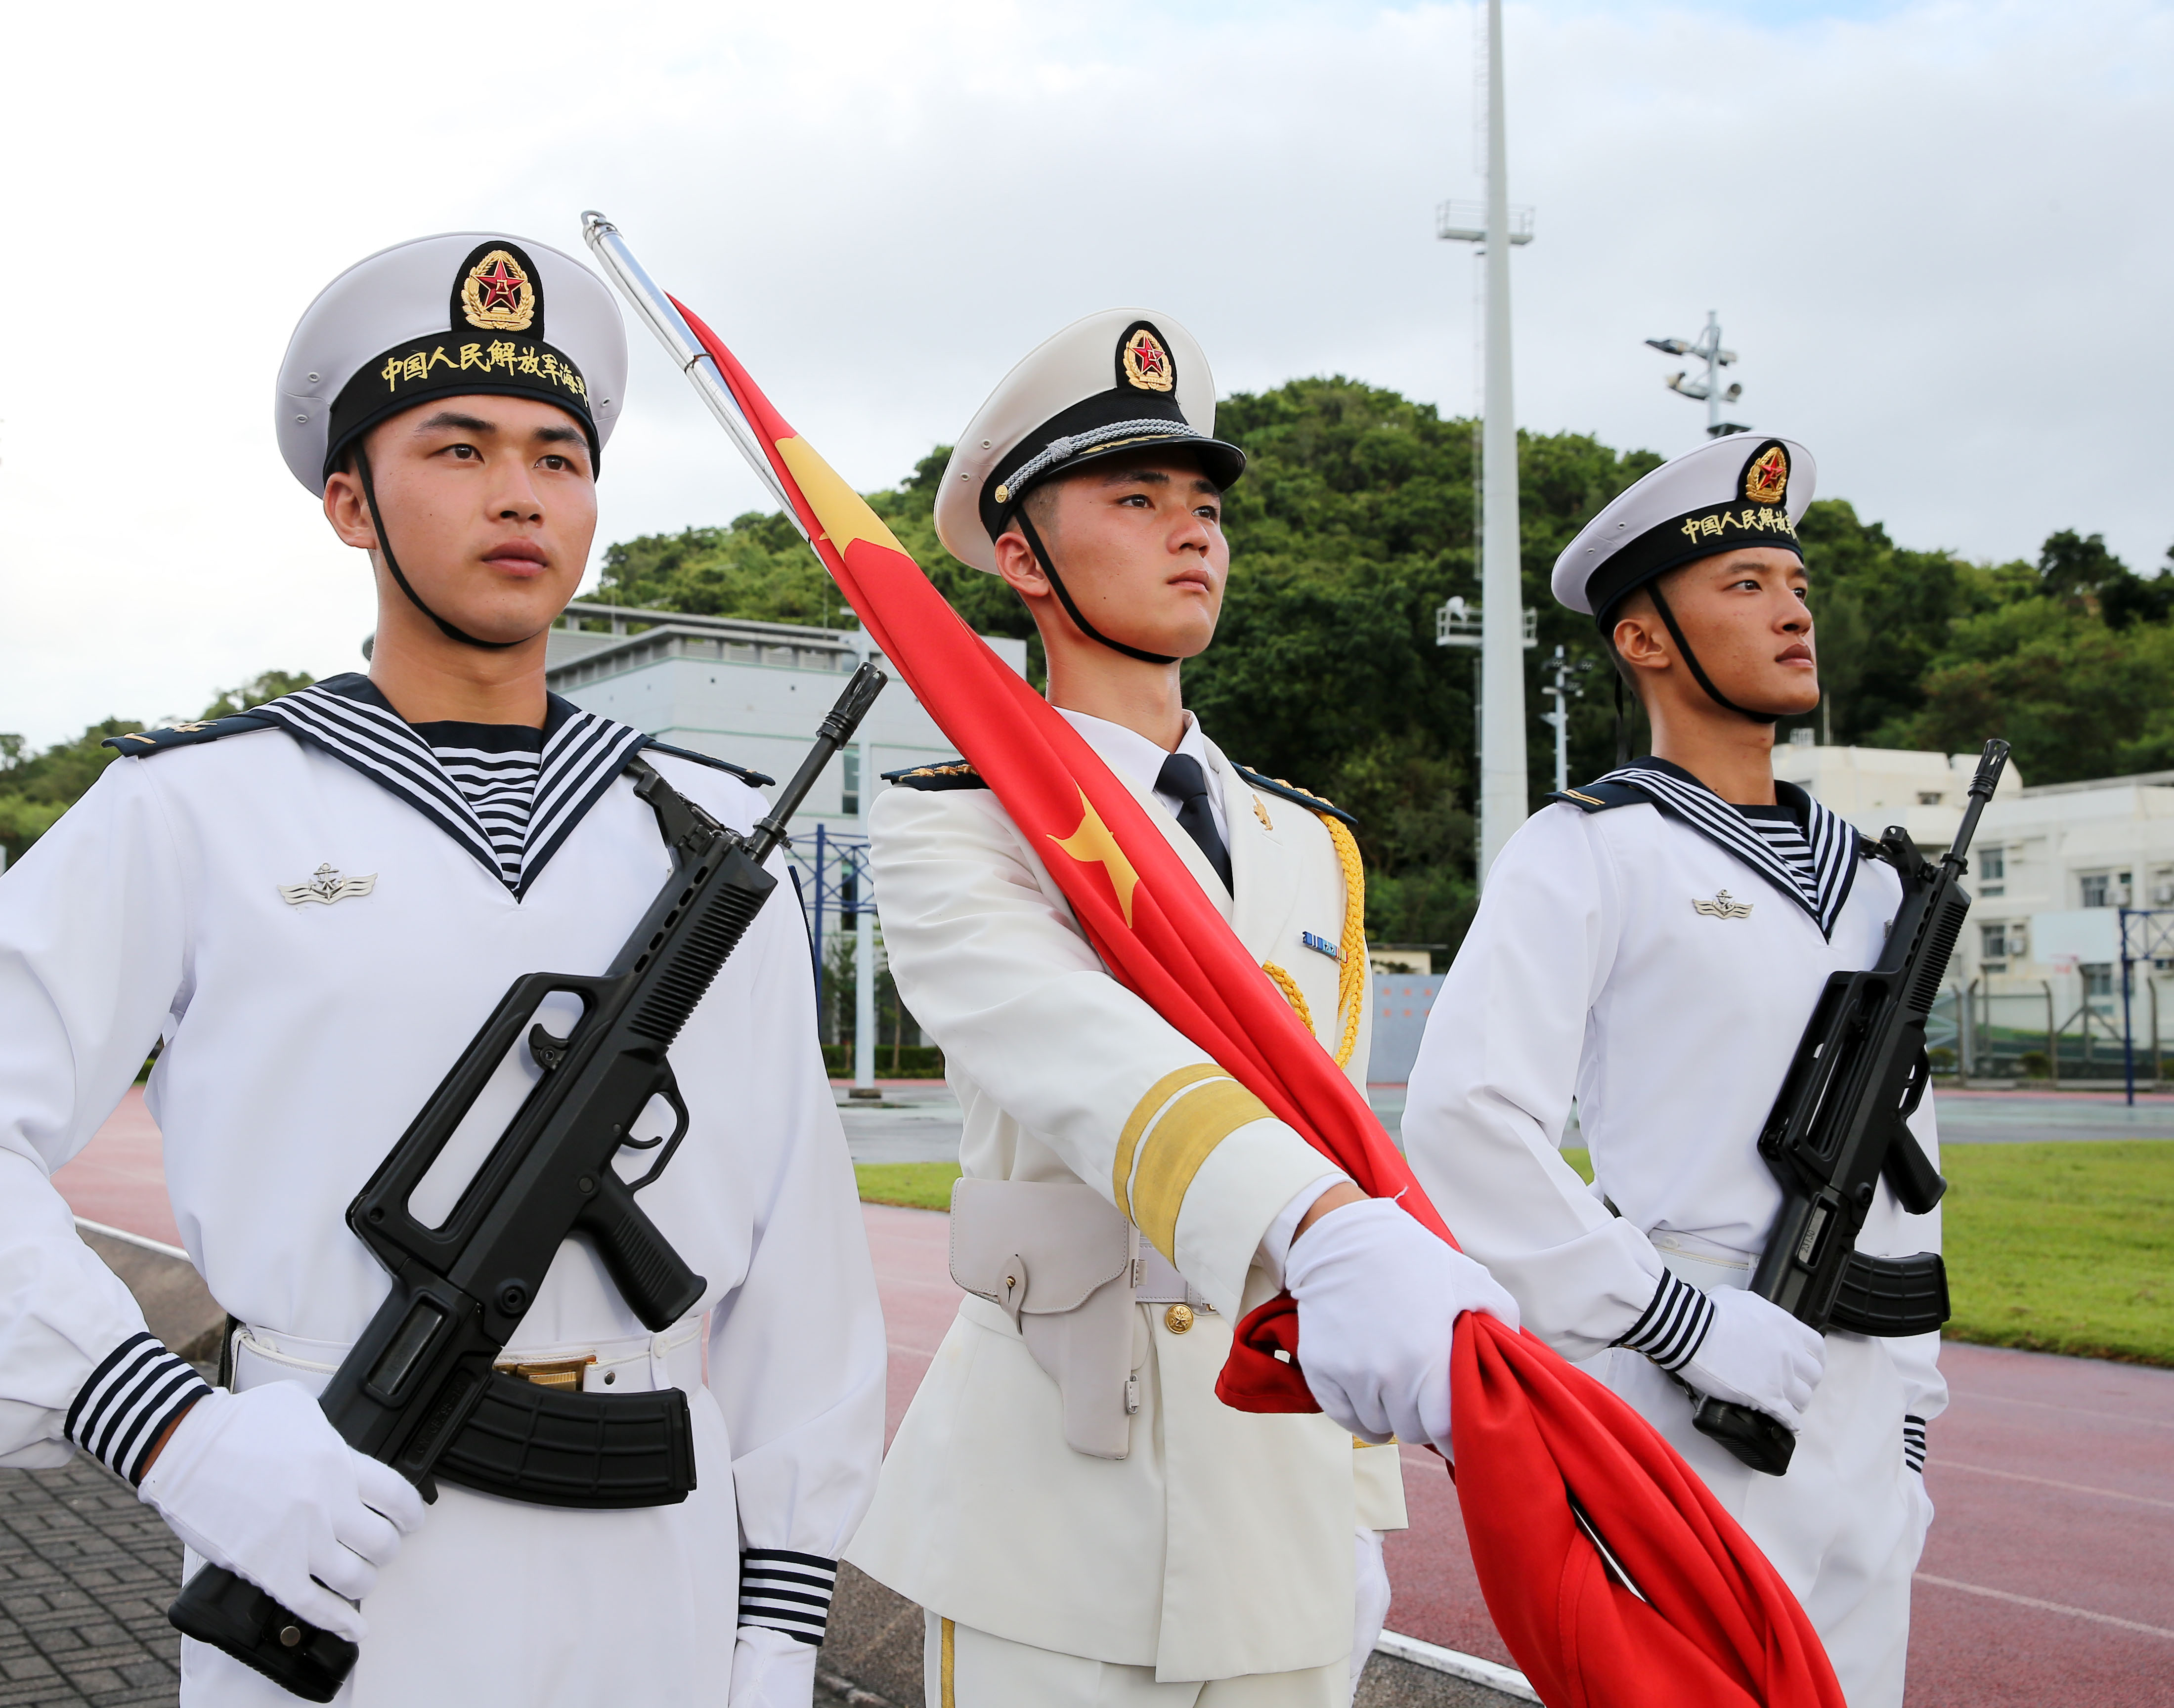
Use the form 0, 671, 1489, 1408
1590, 1330, 1935, 1708
926, 1613, 1348, 1708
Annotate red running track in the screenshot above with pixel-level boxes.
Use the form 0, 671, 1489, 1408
860, 1202, 2174, 1708
54, 1110, 2174, 1704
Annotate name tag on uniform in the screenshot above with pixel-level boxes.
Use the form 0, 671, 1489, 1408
1301, 930, 1341, 960
1691, 889, 1754, 920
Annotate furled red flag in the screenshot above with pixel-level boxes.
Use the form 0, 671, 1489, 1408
660, 288, 1841, 1708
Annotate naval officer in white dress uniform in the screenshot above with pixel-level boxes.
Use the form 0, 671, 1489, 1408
1401, 435, 1943, 1707
845, 310, 1518, 1707
0, 233, 884, 1706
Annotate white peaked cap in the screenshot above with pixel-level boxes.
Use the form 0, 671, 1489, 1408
275, 232, 627, 496
934, 308, 1245, 574
1553, 433, 1817, 619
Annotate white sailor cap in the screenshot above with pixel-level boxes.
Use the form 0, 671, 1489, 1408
275, 233, 627, 496
1553, 434, 1816, 619
934, 309, 1245, 574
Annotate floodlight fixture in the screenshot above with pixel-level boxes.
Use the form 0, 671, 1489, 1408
1646, 310, 1749, 439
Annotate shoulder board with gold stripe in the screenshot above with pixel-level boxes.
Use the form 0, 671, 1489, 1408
881, 759, 989, 792
100, 713, 280, 758
1548, 779, 1650, 813
1231, 764, 1357, 829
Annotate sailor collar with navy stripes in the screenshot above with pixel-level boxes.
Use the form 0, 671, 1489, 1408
121, 674, 648, 899
1552, 755, 1867, 939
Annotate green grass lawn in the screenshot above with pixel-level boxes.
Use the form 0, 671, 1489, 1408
860, 1145, 2173, 1365
1565, 1142, 2173, 1366
855, 1162, 961, 1211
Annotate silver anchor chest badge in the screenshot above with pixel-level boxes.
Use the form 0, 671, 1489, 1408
278, 863, 378, 907
1691, 889, 1754, 920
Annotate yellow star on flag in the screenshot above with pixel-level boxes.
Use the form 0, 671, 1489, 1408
1048, 789, 1141, 928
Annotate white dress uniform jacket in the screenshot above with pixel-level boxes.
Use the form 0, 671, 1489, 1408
1402, 777, 1942, 1708
846, 714, 1406, 1683
0, 687, 885, 1706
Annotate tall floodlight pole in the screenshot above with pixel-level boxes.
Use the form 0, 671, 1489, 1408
1475, 0, 1527, 882
1438, 3, 1534, 883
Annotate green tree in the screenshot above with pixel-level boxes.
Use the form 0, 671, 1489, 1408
0, 718, 146, 864
198, 670, 317, 720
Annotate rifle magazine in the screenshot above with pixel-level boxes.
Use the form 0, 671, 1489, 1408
433, 1372, 696, 1508
1827, 1250, 1950, 1337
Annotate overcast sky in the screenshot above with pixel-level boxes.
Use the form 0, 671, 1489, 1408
1, 0, 2166, 747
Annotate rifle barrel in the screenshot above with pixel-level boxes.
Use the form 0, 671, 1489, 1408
1945, 739, 2012, 865
748, 663, 887, 864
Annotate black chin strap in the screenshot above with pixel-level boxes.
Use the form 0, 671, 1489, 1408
353, 445, 530, 653
1645, 581, 1781, 726
1013, 505, 1179, 668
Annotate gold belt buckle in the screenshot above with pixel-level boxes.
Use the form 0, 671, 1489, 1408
496, 1354, 596, 1392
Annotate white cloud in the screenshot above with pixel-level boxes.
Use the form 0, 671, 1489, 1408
0, 0, 2164, 745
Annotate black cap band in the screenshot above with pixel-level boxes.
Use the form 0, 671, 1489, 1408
323, 241, 600, 479
1588, 437, 1801, 625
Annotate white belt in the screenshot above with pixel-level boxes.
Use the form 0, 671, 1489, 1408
1652, 1232, 1754, 1291
231, 1315, 710, 1401
1132, 1246, 1211, 1311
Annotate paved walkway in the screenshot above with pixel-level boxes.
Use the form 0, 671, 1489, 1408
0, 1459, 182, 1706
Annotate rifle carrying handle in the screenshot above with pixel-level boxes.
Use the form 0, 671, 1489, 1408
1691, 1394, 1797, 1476
168, 1565, 354, 1702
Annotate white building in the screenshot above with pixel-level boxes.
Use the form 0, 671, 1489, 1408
1775, 735, 2174, 1079
545, 600, 1027, 846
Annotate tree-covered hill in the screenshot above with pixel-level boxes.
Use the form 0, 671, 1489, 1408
591, 376, 2174, 950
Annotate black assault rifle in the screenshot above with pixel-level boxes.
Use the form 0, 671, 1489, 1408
168, 664, 886, 1700
1690, 738, 2009, 1477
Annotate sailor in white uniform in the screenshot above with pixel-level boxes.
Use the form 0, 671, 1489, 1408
0, 233, 884, 1706
1401, 436, 1942, 1707
845, 310, 1517, 1707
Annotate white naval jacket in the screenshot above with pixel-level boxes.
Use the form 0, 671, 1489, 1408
0, 690, 884, 1705
845, 716, 1406, 1682
1401, 780, 1946, 1431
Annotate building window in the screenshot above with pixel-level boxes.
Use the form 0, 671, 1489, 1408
1980, 922, 2010, 961
842, 751, 861, 817
1917, 791, 1944, 806
2081, 872, 2114, 908
2082, 963, 2115, 999
2153, 867, 2174, 906
1979, 845, 2005, 898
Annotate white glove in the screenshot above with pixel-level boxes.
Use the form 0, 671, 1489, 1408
1680, 1286, 1826, 1432
137, 1382, 425, 1643
728, 1624, 819, 1708
1284, 1197, 1521, 1453
1350, 1527, 1391, 1704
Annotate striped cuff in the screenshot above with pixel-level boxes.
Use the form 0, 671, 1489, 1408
64, 1332, 212, 1487
1904, 1413, 1927, 1474
1614, 1271, 1716, 1373
739, 1548, 837, 1647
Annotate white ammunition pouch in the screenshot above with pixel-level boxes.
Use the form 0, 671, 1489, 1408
948, 1178, 1160, 1461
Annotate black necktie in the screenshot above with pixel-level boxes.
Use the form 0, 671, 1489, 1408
1156, 752, 1233, 893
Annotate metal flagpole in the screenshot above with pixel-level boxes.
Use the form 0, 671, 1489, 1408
1476, 0, 1528, 884
853, 634, 878, 1092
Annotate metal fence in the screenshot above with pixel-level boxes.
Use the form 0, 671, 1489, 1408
1933, 978, 2171, 1084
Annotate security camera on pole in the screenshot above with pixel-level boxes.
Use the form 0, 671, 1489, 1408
1435, 0, 1532, 886
1646, 311, 1749, 438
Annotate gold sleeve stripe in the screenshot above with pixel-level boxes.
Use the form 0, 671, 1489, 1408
1131, 1077, 1274, 1262
1113, 1063, 1226, 1224
1261, 961, 1314, 1033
